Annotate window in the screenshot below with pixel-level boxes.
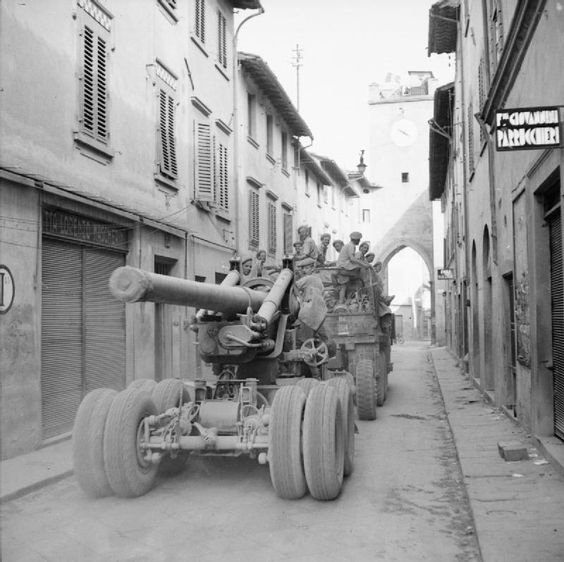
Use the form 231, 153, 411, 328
217, 9, 227, 68
195, 0, 205, 43
305, 169, 310, 196
266, 115, 274, 155
317, 182, 322, 206
362, 209, 371, 223
158, 0, 178, 21
401, 172, 409, 183
283, 211, 293, 254
77, 0, 112, 149
489, 0, 504, 74
194, 120, 212, 200
267, 199, 277, 255
323, 185, 329, 204
331, 185, 336, 208
281, 132, 288, 170
215, 140, 229, 212
247, 93, 256, 139
478, 58, 487, 143
156, 63, 178, 182
249, 189, 259, 248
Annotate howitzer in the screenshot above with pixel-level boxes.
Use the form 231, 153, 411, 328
73, 261, 355, 503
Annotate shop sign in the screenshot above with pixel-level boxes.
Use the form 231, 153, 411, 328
437, 268, 454, 280
0, 265, 15, 314
495, 106, 561, 151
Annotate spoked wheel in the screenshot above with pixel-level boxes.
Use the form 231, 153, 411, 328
356, 359, 377, 421
326, 377, 355, 477
301, 338, 329, 367
269, 385, 307, 499
303, 384, 345, 500
103, 389, 159, 498
73, 388, 118, 497
296, 377, 320, 397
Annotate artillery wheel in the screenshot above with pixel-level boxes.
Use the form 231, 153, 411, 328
326, 377, 355, 477
73, 388, 117, 497
127, 379, 157, 393
296, 378, 319, 397
151, 379, 191, 413
303, 384, 344, 500
356, 359, 377, 421
103, 389, 158, 498
269, 385, 307, 499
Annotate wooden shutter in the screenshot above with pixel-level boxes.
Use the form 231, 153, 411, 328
195, 0, 205, 43
158, 89, 178, 179
550, 209, 564, 439
217, 10, 227, 68
249, 190, 259, 247
215, 141, 229, 211
467, 103, 475, 174
268, 201, 277, 254
80, 23, 109, 143
195, 121, 213, 201
283, 212, 293, 254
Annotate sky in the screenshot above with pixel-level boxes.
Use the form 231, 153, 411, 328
236, 0, 454, 172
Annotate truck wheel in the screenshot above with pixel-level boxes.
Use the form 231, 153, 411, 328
326, 377, 355, 477
73, 388, 117, 497
269, 385, 307, 499
151, 379, 191, 413
303, 384, 344, 500
356, 359, 377, 420
127, 379, 157, 393
103, 389, 158, 498
296, 378, 319, 397
376, 355, 387, 407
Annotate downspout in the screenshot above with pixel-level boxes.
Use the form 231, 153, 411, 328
232, 4, 265, 254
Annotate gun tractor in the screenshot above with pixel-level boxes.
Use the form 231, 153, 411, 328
73, 260, 355, 502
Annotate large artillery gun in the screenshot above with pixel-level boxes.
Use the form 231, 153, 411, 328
72, 259, 354, 502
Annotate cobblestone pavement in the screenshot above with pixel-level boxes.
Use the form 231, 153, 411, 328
1, 342, 480, 562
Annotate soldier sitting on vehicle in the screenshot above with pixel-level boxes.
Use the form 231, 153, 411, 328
335, 231, 372, 304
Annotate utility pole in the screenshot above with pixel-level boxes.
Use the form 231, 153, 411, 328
291, 44, 303, 111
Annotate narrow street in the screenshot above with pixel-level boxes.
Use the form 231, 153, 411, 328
1, 342, 480, 562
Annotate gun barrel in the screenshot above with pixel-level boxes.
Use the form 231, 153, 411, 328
109, 266, 266, 315
254, 268, 293, 326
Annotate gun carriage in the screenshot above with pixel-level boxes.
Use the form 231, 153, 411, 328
72, 259, 354, 502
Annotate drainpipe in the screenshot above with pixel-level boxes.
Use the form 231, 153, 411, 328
232, 4, 265, 254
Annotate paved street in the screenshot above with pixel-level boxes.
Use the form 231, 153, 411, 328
1, 342, 480, 562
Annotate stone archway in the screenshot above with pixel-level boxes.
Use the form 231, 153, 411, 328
369, 191, 436, 343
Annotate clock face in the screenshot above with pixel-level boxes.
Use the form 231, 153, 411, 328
390, 119, 418, 147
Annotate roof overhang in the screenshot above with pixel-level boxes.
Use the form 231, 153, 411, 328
231, 1, 262, 9
428, 0, 459, 56
300, 149, 333, 185
429, 82, 454, 200
239, 52, 313, 138
317, 157, 349, 186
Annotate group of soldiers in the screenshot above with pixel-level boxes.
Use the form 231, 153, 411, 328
237, 226, 392, 313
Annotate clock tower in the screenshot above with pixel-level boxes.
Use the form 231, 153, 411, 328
366, 71, 437, 241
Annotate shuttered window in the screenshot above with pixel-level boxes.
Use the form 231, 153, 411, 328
467, 103, 475, 175
267, 200, 277, 255
78, 7, 110, 144
490, 0, 504, 75
41, 238, 125, 439
478, 58, 487, 144
281, 132, 288, 170
214, 140, 229, 212
217, 9, 227, 68
195, 0, 205, 43
283, 211, 293, 255
249, 190, 259, 248
195, 120, 213, 201
158, 88, 178, 179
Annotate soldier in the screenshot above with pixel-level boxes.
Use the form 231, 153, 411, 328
296, 225, 319, 264
335, 231, 371, 304
317, 233, 332, 265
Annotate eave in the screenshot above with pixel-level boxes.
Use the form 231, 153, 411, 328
238, 52, 313, 138
300, 149, 333, 185
231, 0, 262, 9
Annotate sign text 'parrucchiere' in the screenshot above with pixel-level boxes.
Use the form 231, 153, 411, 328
495, 106, 561, 151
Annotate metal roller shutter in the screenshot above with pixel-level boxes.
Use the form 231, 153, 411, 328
550, 210, 564, 440
41, 239, 125, 439
41, 240, 83, 439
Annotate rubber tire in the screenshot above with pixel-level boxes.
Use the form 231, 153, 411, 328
303, 384, 345, 500
103, 389, 159, 498
72, 388, 118, 498
296, 378, 319, 398
376, 354, 387, 407
151, 379, 191, 413
127, 379, 157, 393
356, 359, 377, 421
326, 377, 355, 477
269, 385, 307, 499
